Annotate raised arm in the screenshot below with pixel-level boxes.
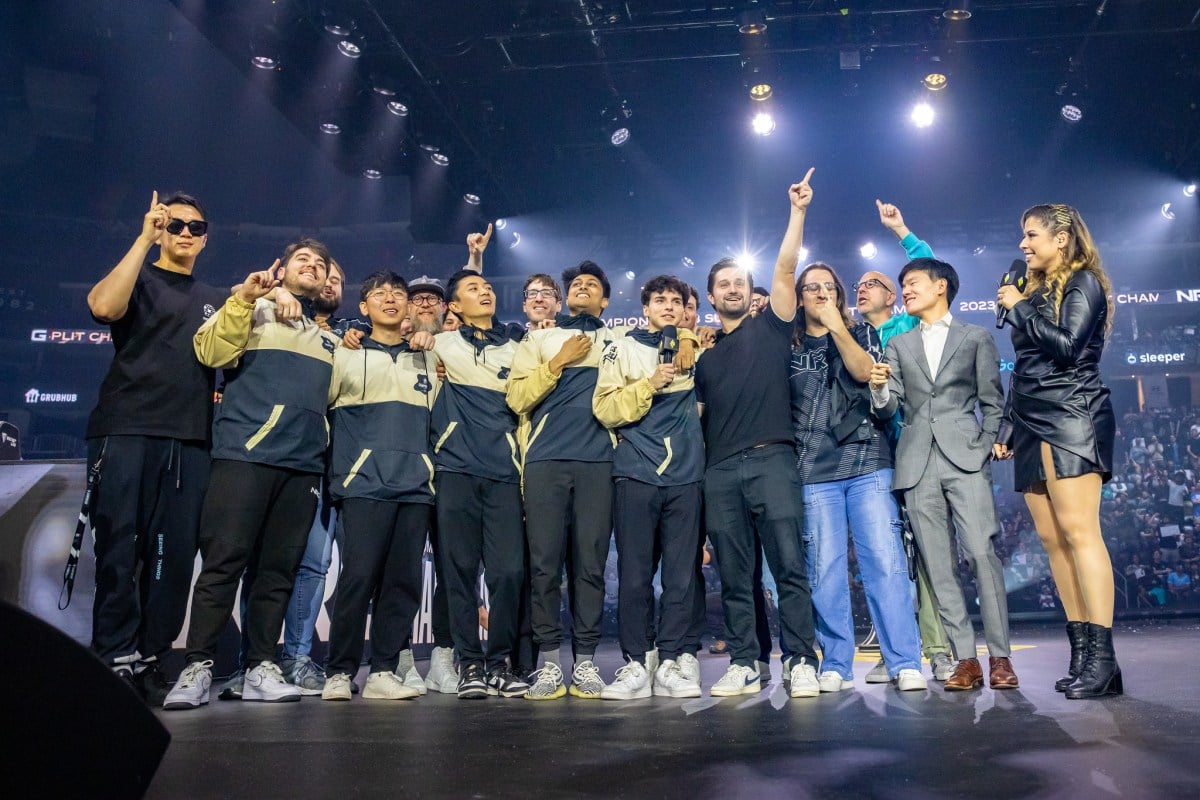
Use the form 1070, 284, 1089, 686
769, 168, 814, 322
877, 199, 934, 260
194, 264, 278, 368
465, 223, 492, 274
88, 192, 168, 322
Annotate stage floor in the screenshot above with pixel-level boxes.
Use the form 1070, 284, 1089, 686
146, 619, 1200, 799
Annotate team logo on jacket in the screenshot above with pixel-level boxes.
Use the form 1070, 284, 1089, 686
321, 337, 336, 354
202, 304, 216, 318
414, 374, 432, 395
497, 367, 510, 380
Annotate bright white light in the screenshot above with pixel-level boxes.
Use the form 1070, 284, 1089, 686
624, 270, 636, 280
751, 112, 776, 136
495, 218, 507, 230
509, 232, 521, 249
796, 247, 809, 262
611, 127, 630, 146
320, 122, 341, 135
430, 153, 450, 166
972, 245, 987, 256
736, 252, 757, 270
419, 143, 440, 153
681, 257, 695, 268
1061, 104, 1082, 123
463, 193, 481, 205
362, 169, 382, 180
1161, 203, 1176, 221
910, 102, 935, 128
373, 85, 396, 97
1185, 183, 1197, 198
338, 40, 362, 58
860, 242, 878, 260
251, 55, 277, 70
386, 101, 409, 117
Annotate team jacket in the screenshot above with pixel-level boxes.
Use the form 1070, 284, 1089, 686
430, 324, 524, 483
327, 338, 442, 504
593, 329, 705, 487
194, 294, 337, 473
506, 314, 624, 466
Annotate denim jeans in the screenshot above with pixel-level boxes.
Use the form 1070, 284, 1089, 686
282, 493, 336, 660
801, 468, 921, 679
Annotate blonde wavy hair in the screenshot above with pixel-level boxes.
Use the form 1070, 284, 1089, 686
1021, 203, 1114, 334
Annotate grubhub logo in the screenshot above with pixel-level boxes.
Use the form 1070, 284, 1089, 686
24, 388, 78, 404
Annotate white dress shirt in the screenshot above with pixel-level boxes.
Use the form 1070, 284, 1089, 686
920, 312, 953, 381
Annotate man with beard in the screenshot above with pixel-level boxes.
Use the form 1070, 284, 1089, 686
163, 239, 338, 709
695, 173, 821, 699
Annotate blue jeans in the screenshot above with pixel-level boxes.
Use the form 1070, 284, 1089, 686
802, 468, 921, 679
282, 495, 336, 660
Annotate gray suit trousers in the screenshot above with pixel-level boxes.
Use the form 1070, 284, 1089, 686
903, 443, 1010, 659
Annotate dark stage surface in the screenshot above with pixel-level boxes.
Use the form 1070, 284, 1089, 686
146, 620, 1200, 799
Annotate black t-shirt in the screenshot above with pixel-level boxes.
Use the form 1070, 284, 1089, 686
86, 262, 228, 442
694, 305, 795, 467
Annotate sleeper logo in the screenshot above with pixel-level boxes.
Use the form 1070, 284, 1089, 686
1125, 351, 1185, 365
25, 388, 79, 404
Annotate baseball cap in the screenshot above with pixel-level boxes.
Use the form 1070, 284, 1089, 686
407, 275, 446, 301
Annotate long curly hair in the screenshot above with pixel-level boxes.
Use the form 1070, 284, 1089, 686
1020, 204, 1114, 334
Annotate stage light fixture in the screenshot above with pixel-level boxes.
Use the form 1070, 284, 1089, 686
749, 82, 773, 102
338, 39, 362, 59
495, 218, 508, 230
910, 102, 935, 128
251, 54, 278, 70
430, 153, 450, 166
1185, 183, 1197, 198
973, 245, 987, 256
509, 232, 522, 249
624, 270, 637, 281
610, 127, 630, 147
419, 143, 440, 153
373, 85, 396, 97
320, 122, 341, 135
362, 169, 382, 180
943, 2, 972, 21
860, 242, 878, 260
463, 193, 481, 205
751, 111, 776, 136
603, 99, 633, 147
737, 9, 768, 35
1060, 104, 1082, 123
681, 257, 695, 268
387, 101, 409, 117
1161, 203, 1176, 221
322, 9, 355, 37
923, 72, 948, 92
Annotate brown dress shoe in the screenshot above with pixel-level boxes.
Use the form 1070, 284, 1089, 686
943, 657, 984, 691
989, 656, 1019, 689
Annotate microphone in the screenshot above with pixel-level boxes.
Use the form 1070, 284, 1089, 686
659, 325, 679, 364
995, 259, 1028, 329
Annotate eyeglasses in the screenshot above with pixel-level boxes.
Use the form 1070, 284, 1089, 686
410, 294, 442, 307
852, 278, 891, 293
524, 288, 558, 300
800, 281, 838, 295
165, 218, 208, 236
366, 287, 407, 301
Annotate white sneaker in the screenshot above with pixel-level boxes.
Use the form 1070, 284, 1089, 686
817, 670, 853, 693
930, 652, 955, 682
601, 660, 652, 700
654, 659, 701, 698
243, 662, 301, 703
162, 660, 214, 710
364, 670, 421, 700
896, 668, 928, 692
677, 652, 701, 684
710, 663, 761, 697
424, 646, 459, 694
786, 658, 820, 698
395, 649, 428, 695
570, 659, 605, 699
645, 648, 660, 677
524, 662, 566, 701
322, 673, 353, 701
865, 659, 890, 683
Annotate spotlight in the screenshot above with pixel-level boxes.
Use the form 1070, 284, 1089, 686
736, 252, 757, 270
624, 270, 637, 281
372, 85, 396, 97
495, 218, 507, 230
1060, 104, 1083, 123
337, 40, 362, 59
681, 257, 695, 268
251, 54, 278, 70
320, 122, 341, 135
610, 127, 630, 147
943, 2, 972, 21
922, 72, 948, 92
751, 111, 776, 136
797, 247, 809, 263
860, 242, 878, 260
362, 169, 382, 180
419, 143, 440, 153
463, 193, 481, 205
509, 232, 521, 249
604, 99, 633, 147
1185, 183, 1197, 198
737, 9, 768, 35
249, 28, 281, 70
749, 83, 773, 102
386, 101, 409, 117
430, 153, 450, 166
1161, 203, 1176, 221
322, 11, 355, 37
910, 102, 935, 128
973, 245, 987, 256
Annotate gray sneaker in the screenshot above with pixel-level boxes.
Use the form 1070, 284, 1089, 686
865, 659, 890, 683
395, 649, 428, 695
284, 655, 326, 696
163, 661, 214, 710
218, 669, 244, 701
930, 652, 955, 682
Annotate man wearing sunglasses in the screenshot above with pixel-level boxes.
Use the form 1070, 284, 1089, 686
85, 191, 228, 704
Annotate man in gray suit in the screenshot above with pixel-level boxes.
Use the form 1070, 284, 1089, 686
868, 258, 1018, 691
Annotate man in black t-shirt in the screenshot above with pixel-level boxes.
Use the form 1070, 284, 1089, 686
694, 174, 821, 699
85, 191, 228, 704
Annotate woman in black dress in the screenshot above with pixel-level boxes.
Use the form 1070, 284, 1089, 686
994, 204, 1120, 698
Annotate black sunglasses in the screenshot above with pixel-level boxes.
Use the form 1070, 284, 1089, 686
165, 218, 209, 236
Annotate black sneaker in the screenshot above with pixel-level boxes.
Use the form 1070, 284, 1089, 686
457, 663, 488, 700
487, 668, 531, 698
135, 663, 171, 706
114, 666, 139, 697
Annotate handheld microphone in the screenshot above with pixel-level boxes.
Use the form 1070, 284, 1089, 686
995, 259, 1028, 329
660, 325, 679, 364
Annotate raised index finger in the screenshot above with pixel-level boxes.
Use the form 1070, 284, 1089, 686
150, 190, 158, 210
482, 222, 493, 244
800, 167, 815, 185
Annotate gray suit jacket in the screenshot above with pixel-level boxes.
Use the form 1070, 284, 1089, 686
874, 319, 1004, 491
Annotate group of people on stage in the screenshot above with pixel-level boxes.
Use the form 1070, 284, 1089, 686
82, 172, 1123, 713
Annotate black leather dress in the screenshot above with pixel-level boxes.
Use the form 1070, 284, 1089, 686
1005, 269, 1115, 492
